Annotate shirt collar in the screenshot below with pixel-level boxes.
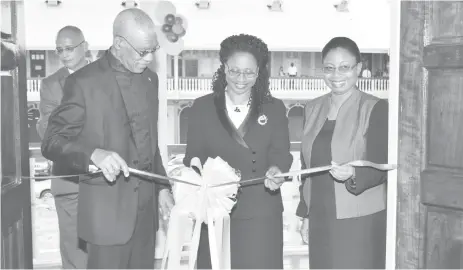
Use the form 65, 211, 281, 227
107, 48, 131, 73
66, 60, 91, 74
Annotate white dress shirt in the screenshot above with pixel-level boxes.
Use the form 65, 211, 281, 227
225, 92, 250, 129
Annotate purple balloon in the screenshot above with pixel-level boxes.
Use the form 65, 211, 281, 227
166, 33, 179, 43
175, 16, 183, 25
165, 14, 176, 25
162, 24, 172, 33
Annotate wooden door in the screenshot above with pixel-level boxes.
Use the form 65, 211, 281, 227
1, 1, 33, 268
398, 1, 463, 268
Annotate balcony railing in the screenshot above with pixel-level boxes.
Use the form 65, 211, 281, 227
166, 77, 389, 99
27, 77, 389, 102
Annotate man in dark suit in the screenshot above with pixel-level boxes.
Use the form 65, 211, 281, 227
36, 25, 89, 269
41, 8, 174, 269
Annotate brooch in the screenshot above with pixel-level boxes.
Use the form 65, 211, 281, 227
257, 114, 268, 126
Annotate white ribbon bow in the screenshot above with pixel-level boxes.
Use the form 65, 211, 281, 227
161, 157, 240, 270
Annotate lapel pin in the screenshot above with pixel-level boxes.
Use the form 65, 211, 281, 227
148, 77, 152, 82
258, 114, 268, 126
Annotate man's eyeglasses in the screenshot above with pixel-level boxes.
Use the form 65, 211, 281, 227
322, 63, 358, 74
117, 35, 160, 58
225, 64, 258, 79
55, 40, 85, 55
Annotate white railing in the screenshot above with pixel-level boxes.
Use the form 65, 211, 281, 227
27, 79, 41, 101
27, 77, 390, 102
166, 77, 389, 100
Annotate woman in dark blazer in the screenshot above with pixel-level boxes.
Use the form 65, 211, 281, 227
296, 37, 388, 269
183, 34, 293, 269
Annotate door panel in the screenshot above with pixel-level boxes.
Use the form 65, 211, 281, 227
1, 1, 33, 269
399, 1, 463, 269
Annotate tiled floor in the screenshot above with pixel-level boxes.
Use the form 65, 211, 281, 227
32, 196, 309, 269
32, 196, 61, 268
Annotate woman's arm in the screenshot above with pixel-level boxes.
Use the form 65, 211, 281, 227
267, 99, 293, 173
345, 99, 389, 195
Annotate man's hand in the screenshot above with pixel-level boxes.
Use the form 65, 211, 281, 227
90, 148, 129, 182
89, 165, 99, 172
159, 189, 174, 221
264, 165, 285, 191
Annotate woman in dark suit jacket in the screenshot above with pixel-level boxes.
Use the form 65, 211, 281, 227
183, 34, 293, 269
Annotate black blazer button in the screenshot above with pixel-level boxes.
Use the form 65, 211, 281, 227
252, 160, 256, 163
252, 151, 256, 154
252, 169, 256, 172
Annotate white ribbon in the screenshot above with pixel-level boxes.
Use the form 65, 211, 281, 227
160, 159, 397, 269
161, 157, 239, 270
275, 160, 397, 178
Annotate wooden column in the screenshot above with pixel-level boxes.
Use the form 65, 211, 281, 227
396, 1, 427, 268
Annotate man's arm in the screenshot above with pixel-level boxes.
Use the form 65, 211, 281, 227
41, 75, 96, 173
36, 80, 60, 140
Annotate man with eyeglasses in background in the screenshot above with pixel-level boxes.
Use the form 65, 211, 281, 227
36, 25, 89, 269
41, 8, 174, 269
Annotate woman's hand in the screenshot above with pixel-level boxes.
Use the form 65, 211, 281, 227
264, 166, 285, 191
329, 161, 354, 182
300, 218, 309, 244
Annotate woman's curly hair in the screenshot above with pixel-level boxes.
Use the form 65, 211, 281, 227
211, 34, 273, 112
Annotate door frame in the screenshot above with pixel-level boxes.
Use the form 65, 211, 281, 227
386, 0, 400, 269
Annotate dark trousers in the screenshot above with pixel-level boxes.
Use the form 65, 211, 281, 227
54, 193, 87, 269
86, 180, 155, 269
197, 214, 284, 269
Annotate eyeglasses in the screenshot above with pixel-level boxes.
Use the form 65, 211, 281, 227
322, 63, 358, 74
117, 35, 160, 58
225, 64, 258, 79
55, 40, 85, 55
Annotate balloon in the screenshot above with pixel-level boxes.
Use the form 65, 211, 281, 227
165, 14, 176, 25
155, 26, 184, 56
174, 14, 188, 31
162, 24, 172, 33
153, 1, 176, 25
171, 24, 185, 35
166, 33, 179, 43
177, 29, 186, 38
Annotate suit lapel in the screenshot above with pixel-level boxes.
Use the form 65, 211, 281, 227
97, 55, 127, 112
58, 67, 70, 90
141, 71, 159, 161
237, 105, 259, 138
214, 94, 250, 149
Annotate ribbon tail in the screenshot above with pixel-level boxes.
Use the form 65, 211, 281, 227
188, 217, 203, 269
207, 209, 221, 270
161, 211, 188, 270
222, 215, 231, 269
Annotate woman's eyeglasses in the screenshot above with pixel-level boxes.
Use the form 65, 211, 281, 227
225, 64, 258, 79
55, 40, 85, 55
322, 63, 358, 74
117, 35, 160, 58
